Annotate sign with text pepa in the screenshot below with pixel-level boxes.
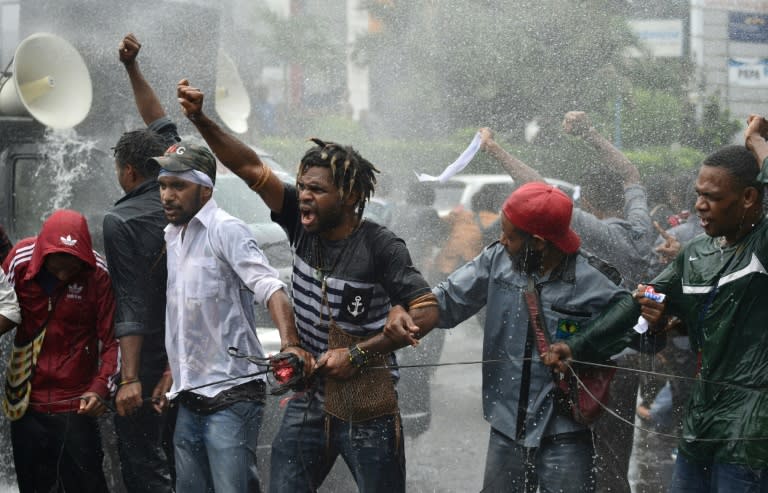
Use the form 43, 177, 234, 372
728, 58, 768, 86
729, 11, 768, 43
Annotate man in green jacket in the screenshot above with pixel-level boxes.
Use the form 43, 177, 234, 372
545, 136, 768, 491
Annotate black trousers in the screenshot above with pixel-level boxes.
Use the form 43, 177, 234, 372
593, 369, 639, 493
114, 404, 176, 493
11, 410, 109, 493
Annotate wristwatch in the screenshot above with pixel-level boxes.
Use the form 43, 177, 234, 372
348, 344, 369, 368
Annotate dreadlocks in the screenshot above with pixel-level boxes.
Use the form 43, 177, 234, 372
298, 138, 379, 218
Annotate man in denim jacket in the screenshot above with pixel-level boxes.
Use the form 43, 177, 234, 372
390, 183, 636, 492
479, 112, 653, 491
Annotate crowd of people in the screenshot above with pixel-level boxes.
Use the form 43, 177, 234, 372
0, 31, 765, 493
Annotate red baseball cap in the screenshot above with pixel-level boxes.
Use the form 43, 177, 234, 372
502, 182, 581, 254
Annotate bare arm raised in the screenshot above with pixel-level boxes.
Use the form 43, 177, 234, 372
120, 33, 165, 124
479, 127, 544, 184
563, 111, 640, 186
177, 79, 285, 213
745, 114, 768, 167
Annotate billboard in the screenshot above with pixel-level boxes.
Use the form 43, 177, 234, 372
628, 19, 684, 57
728, 58, 768, 86
729, 11, 768, 42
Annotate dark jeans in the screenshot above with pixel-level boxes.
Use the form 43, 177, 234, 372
114, 404, 174, 492
482, 427, 595, 493
270, 392, 405, 493
593, 366, 639, 493
670, 454, 768, 493
11, 410, 109, 493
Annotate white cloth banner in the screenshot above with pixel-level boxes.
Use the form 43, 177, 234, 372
416, 132, 482, 183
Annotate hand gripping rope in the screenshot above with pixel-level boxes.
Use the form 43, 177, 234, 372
227, 347, 310, 395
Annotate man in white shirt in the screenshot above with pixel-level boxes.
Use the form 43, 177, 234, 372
150, 142, 297, 493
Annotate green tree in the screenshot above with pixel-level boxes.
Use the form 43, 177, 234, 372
358, 0, 634, 138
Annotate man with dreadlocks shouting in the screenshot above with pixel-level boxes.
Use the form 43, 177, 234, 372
177, 79, 440, 493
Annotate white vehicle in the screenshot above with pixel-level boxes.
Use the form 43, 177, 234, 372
433, 174, 580, 216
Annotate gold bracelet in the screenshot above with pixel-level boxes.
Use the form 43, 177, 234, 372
408, 293, 439, 310
119, 378, 140, 386
250, 165, 273, 192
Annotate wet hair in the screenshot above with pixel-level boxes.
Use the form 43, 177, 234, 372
298, 138, 379, 218
645, 169, 698, 212
472, 183, 512, 213
645, 173, 674, 208
702, 145, 762, 200
113, 129, 168, 179
580, 164, 625, 215
406, 182, 435, 206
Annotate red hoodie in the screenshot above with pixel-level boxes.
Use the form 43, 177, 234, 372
3, 210, 118, 413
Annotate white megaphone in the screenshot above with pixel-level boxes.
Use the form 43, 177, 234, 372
0, 33, 92, 129
215, 51, 251, 134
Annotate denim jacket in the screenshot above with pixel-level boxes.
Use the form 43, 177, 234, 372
433, 243, 631, 447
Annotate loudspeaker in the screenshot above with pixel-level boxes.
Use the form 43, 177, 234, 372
215, 51, 251, 134
0, 33, 92, 129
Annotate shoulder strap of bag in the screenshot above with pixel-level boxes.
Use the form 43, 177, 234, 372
523, 276, 551, 359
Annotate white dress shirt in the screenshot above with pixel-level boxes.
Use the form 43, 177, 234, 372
164, 199, 286, 398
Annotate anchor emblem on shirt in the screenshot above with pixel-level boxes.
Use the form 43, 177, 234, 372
338, 284, 372, 323
348, 296, 365, 317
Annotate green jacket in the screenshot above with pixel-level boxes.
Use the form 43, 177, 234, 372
570, 215, 768, 467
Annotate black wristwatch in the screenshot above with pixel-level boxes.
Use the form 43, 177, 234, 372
348, 344, 369, 368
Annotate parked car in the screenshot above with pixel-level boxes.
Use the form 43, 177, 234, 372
433, 173, 579, 216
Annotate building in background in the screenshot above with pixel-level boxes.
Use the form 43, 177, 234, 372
690, 0, 768, 120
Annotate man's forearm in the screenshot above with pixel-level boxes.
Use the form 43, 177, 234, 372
568, 294, 641, 362
267, 289, 301, 350
581, 128, 640, 186
485, 140, 543, 184
189, 111, 266, 185
118, 335, 143, 380
361, 305, 440, 355
124, 62, 165, 124
747, 135, 768, 167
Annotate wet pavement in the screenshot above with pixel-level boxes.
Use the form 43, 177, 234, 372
405, 319, 487, 492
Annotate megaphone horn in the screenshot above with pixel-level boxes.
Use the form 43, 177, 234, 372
0, 33, 93, 129
215, 51, 251, 134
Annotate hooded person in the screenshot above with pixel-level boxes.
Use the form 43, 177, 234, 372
2, 209, 118, 493
387, 182, 636, 493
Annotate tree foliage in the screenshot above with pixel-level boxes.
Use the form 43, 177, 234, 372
358, 0, 634, 137
356, 1, 740, 153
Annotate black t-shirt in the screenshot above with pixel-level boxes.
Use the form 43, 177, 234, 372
272, 184, 430, 357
